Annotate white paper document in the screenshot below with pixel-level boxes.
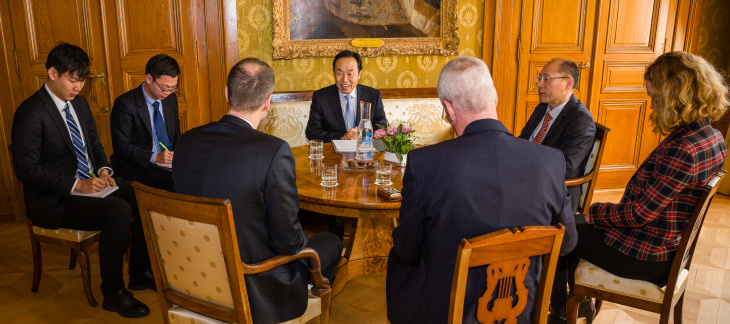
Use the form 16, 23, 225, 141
72, 185, 119, 198
332, 140, 357, 153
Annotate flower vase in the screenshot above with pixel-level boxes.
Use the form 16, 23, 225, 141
383, 151, 407, 167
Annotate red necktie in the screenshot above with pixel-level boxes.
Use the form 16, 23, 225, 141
532, 112, 553, 143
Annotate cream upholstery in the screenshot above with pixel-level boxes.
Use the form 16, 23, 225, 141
150, 211, 234, 308
260, 98, 453, 147
32, 226, 99, 242
574, 259, 689, 303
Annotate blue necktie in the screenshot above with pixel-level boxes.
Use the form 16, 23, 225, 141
345, 95, 355, 129
153, 101, 171, 152
63, 104, 92, 180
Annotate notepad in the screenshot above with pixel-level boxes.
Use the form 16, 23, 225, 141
72, 185, 119, 198
332, 140, 357, 153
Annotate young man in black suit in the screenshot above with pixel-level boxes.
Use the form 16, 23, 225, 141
386, 56, 578, 323
518, 58, 596, 212
11, 43, 152, 318
110, 54, 181, 191
173, 58, 342, 324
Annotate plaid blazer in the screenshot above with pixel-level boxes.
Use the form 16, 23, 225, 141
590, 119, 726, 261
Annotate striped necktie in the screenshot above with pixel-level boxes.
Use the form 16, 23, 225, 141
63, 103, 92, 180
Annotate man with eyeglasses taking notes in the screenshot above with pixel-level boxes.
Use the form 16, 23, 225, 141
518, 58, 595, 214
110, 53, 181, 192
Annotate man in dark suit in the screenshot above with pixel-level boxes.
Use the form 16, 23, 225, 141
386, 56, 578, 324
305, 50, 389, 238
518, 58, 596, 212
11, 43, 151, 318
110, 54, 181, 191
305, 50, 388, 142
173, 58, 342, 324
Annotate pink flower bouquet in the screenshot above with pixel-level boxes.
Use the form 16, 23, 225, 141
374, 122, 417, 162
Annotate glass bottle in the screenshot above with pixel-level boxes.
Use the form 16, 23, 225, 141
356, 101, 373, 161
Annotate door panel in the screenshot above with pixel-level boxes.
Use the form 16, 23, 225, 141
104, 0, 207, 134
11, 0, 112, 154
532, 0, 590, 52
590, 0, 669, 188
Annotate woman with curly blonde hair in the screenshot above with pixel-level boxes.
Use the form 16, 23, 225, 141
549, 51, 728, 324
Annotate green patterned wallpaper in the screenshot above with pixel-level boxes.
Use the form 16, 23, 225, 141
237, 0, 485, 92
696, 0, 730, 75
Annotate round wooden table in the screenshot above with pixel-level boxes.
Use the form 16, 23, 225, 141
292, 145, 403, 295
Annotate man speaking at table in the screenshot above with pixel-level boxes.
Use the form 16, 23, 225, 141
386, 56, 578, 324
173, 58, 342, 324
305, 50, 388, 238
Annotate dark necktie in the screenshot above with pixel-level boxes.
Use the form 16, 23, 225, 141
153, 101, 171, 152
533, 112, 553, 144
63, 103, 92, 180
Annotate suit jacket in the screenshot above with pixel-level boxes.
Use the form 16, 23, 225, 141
518, 95, 595, 211
110, 83, 180, 181
173, 115, 309, 324
11, 86, 112, 228
386, 119, 578, 324
305, 84, 388, 142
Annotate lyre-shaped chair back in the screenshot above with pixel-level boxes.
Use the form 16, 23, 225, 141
133, 181, 254, 323
566, 122, 610, 214
448, 225, 566, 324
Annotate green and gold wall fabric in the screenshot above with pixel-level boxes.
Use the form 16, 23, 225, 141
237, 0, 485, 92
696, 0, 730, 76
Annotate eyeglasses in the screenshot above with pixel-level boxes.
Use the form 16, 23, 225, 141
441, 107, 452, 123
535, 75, 570, 83
154, 79, 179, 94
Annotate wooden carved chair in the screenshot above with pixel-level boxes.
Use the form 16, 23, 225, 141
132, 182, 330, 324
448, 225, 566, 324
27, 220, 101, 306
567, 170, 726, 324
566, 122, 610, 214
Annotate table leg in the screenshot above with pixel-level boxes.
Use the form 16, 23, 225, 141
332, 216, 395, 296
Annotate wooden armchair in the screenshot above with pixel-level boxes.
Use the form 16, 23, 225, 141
448, 225, 566, 324
132, 182, 331, 324
567, 170, 726, 324
566, 122, 610, 214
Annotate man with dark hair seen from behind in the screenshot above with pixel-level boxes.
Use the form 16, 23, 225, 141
173, 58, 342, 324
305, 49, 388, 238
519, 58, 596, 213
386, 56, 578, 323
110, 53, 181, 192
11, 42, 151, 318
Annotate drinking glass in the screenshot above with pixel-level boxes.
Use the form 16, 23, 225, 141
375, 163, 392, 186
321, 163, 338, 187
309, 139, 323, 159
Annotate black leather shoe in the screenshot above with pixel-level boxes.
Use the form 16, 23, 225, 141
102, 288, 150, 318
547, 298, 596, 324
128, 269, 157, 291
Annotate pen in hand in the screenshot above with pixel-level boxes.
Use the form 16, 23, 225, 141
159, 142, 169, 151
88, 170, 115, 187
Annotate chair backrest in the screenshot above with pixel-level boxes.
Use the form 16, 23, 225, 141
566, 122, 610, 214
132, 182, 254, 323
663, 170, 726, 302
447, 225, 566, 324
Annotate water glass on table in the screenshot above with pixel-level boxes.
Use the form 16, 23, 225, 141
376, 163, 392, 186
321, 163, 338, 187
309, 140, 323, 159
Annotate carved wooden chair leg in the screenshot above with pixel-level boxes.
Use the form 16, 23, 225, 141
566, 294, 584, 324
68, 249, 77, 270
30, 238, 42, 292
76, 249, 98, 307
673, 294, 684, 324
594, 299, 603, 314
320, 308, 330, 324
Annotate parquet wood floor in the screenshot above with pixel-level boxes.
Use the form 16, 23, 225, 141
1, 190, 728, 323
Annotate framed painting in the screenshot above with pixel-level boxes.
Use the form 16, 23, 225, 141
272, 0, 459, 59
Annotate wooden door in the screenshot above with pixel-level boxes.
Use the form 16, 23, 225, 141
10, 0, 113, 154
513, 0, 599, 134
588, 0, 671, 188
101, 0, 210, 133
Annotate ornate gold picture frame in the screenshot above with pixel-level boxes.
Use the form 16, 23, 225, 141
272, 0, 459, 59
